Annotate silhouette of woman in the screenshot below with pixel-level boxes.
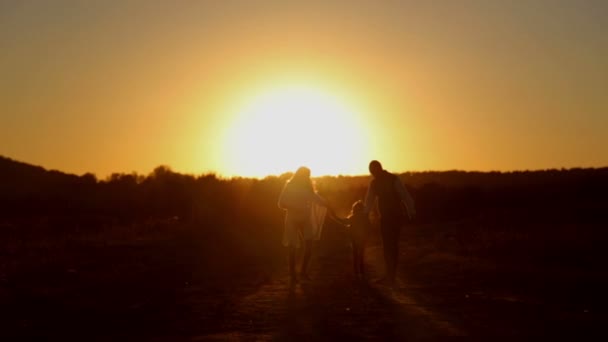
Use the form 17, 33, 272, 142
278, 166, 329, 285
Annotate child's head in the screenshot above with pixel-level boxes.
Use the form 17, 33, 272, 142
350, 200, 365, 216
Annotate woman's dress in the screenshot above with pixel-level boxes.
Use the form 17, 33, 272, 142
278, 182, 327, 248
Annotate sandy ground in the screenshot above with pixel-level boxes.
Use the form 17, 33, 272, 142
3, 223, 607, 340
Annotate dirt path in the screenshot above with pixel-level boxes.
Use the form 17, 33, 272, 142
191, 230, 467, 340
4, 224, 607, 340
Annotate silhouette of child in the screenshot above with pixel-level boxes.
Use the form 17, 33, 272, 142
334, 200, 372, 280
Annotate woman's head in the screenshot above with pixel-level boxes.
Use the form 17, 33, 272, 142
293, 166, 311, 180
289, 166, 313, 191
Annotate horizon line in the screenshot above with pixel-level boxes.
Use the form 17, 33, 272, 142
2, 155, 607, 180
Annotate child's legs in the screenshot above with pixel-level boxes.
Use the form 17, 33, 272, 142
351, 242, 359, 274
358, 244, 366, 276
353, 240, 366, 275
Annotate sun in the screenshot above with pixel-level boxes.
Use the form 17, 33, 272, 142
221, 84, 371, 177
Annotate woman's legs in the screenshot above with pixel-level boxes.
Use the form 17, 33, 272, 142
289, 246, 297, 284
300, 240, 313, 279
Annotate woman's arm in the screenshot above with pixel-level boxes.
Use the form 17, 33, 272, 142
277, 183, 290, 209
310, 191, 329, 207
327, 208, 349, 226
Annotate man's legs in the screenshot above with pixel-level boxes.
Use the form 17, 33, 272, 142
380, 216, 401, 282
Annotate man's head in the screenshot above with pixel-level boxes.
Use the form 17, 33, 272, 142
368, 160, 383, 178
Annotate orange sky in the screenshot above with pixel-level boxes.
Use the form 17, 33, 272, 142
1, 1, 607, 178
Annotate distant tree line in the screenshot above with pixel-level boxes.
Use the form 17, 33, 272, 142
1, 156, 607, 231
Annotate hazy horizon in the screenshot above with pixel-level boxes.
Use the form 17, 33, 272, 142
2, 1, 607, 177
3, 153, 606, 181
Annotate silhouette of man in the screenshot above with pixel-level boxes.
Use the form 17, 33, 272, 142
364, 160, 415, 285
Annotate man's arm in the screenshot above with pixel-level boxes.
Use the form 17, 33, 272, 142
394, 178, 415, 219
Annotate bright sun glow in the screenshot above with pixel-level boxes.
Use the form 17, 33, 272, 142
222, 84, 370, 177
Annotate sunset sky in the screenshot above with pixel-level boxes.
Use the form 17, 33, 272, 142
1, 1, 607, 178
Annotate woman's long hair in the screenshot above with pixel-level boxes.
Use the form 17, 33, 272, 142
288, 166, 314, 193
